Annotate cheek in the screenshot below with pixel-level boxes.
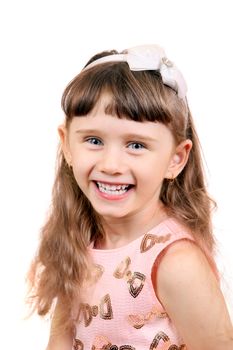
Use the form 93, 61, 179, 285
72, 163, 87, 183
71, 156, 95, 186
142, 155, 170, 173
136, 158, 171, 185
71, 148, 91, 170
71, 169, 90, 197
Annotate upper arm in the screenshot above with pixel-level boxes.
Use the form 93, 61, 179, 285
46, 332, 73, 350
46, 300, 74, 350
156, 240, 233, 350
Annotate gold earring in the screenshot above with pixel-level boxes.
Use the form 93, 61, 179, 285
169, 177, 175, 185
168, 174, 176, 187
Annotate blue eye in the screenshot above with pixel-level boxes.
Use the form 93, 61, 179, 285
128, 142, 145, 150
86, 137, 103, 146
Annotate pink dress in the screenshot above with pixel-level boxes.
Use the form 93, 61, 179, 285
73, 218, 194, 350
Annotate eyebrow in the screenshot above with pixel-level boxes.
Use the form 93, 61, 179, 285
75, 129, 157, 142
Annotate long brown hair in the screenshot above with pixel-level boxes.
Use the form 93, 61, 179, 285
28, 50, 216, 330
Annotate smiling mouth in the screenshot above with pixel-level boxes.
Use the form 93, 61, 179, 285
95, 182, 133, 195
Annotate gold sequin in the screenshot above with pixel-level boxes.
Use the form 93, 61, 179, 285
113, 257, 131, 279
128, 272, 145, 298
150, 331, 170, 349
125, 270, 132, 279
92, 305, 99, 317
151, 304, 168, 317
81, 303, 93, 327
99, 294, 113, 320
113, 257, 146, 298
87, 264, 104, 287
92, 336, 135, 350
127, 305, 168, 329
92, 335, 111, 350
127, 314, 144, 329
140, 233, 171, 253
77, 294, 113, 327
73, 339, 84, 350
95, 264, 105, 278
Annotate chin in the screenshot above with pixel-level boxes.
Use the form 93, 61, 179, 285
94, 208, 131, 220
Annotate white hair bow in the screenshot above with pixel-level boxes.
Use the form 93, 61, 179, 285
83, 45, 187, 102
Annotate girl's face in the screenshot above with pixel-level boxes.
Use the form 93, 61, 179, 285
60, 94, 191, 222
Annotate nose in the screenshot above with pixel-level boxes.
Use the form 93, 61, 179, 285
98, 147, 125, 175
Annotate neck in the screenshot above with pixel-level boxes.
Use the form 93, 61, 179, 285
96, 201, 168, 249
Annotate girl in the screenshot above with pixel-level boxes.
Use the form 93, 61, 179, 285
28, 45, 233, 350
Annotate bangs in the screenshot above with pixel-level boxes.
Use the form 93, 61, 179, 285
61, 62, 176, 123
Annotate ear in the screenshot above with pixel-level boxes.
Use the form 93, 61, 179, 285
58, 124, 72, 166
165, 139, 192, 179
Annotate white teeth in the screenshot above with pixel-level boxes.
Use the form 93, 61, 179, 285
96, 182, 130, 195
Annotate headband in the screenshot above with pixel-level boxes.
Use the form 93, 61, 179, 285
83, 45, 187, 102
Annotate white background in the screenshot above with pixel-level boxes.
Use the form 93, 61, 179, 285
0, 0, 232, 349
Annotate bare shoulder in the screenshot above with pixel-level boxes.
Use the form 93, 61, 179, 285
156, 240, 233, 350
157, 240, 215, 287
156, 240, 218, 310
